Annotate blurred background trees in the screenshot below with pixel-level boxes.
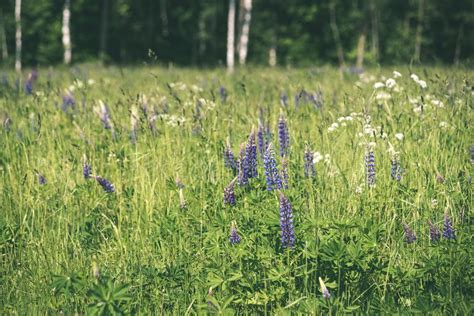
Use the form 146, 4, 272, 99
0, 0, 472, 68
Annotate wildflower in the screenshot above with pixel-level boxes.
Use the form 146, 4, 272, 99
390, 154, 402, 182
410, 74, 419, 82
394, 133, 404, 141
95, 176, 115, 193
436, 174, 445, 184
403, 223, 416, 244
237, 143, 249, 186
257, 122, 266, 156
375, 92, 391, 101
319, 277, 331, 299
61, 90, 76, 112
280, 156, 289, 189
95, 100, 113, 130
471, 145, 474, 164
328, 122, 339, 133
418, 80, 427, 89
365, 146, 376, 187
279, 192, 295, 249
207, 288, 215, 308
263, 144, 282, 191
428, 220, 441, 242
219, 86, 227, 103
37, 173, 47, 185
175, 176, 185, 189
313, 151, 323, 164
393, 71, 402, 78
442, 212, 455, 240
229, 221, 241, 245
224, 179, 236, 206
439, 121, 448, 129
223, 139, 237, 171
83, 162, 92, 180
246, 128, 258, 178
280, 92, 288, 107
373, 82, 385, 89
385, 79, 396, 89
278, 112, 290, 157
92, 255, 100, 280
304, 146, 316, 178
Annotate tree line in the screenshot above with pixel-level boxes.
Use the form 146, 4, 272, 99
0, 0, 472, 70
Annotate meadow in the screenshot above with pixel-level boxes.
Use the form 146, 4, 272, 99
0, 65, 472, 314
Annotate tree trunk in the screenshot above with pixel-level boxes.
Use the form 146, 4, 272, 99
160, 0, 168, 37
15, 0, 21, 72
356, 29, 366, 68
238, 0, 252, 65
453, 24, 462, 66
369, 0, 379, 61
0, 9, 8, 60
226, 0, 236, 72
329, 0, 345, 68
414, 0, 424, 63
268, 46, 276, 67
99, 0, 109, 62
62, 0, 72, 65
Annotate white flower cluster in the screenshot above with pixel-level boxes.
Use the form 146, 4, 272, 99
169, 82, 187, 91
157, 114, 186, 127
313, 152, 331, 164
327, 114, 358, 133
410, 73, 427, 89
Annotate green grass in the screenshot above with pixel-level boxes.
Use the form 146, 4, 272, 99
0, 65, 473, 314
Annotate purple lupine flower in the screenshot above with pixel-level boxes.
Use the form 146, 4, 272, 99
442, 212, 455, 240
279, 192, 295, 249
224, 140, 237, 171
470, 145, 474, 164
175, 176, 185, 189
219, 86, 227, 103
263, 144, 282, 191
96, 101, 113, 129
95, 176, 115, 193
309, 90, 323, 109
428, 220, 441, 242
61, 91, 76, 112
304, 146, 316, 178
319, 277, 331, 299
237, 143, 249, 186
280, 92, 288, 107
24, 79, 33, 95
280, 156, 289, 189
403, 223, 416, 244
37, 173, 47, 185
390, 155, 402, 182
229, 221, 241, 245
278, 112, 290, 157
83, 163, 92, 179
246, 129, 258, 178
436, 174, 445, 184
224, 179, 236, 206
257, 122, 266, 157
365, 148, 376, 187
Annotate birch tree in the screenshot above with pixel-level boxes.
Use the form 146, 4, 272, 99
226, 0, 236, 72
414, 0, 424, 62
237, 0, 252, 65
15, 0, 22, 72
62, 0, 72, 65
0, 9, 8, 61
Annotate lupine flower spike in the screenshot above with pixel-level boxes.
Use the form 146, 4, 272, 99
37, 173, 47, 185
219, 86, 227, 103
237, 143, 249, 186
224, 178, 237, 206
390, 153, 402, 182
442, 212, 455, 239
279, 192, 295, 249
83, 154, 92, 179
94, 100, 113, 130
319, 277, 331, 299
95, 176, 115, 193
278, 112, 290, 157
263, 143, 282, 191
246, 127, 258, 178
257, 121, 266, 157
304, 146, 316, 178
223, 138, 237, 171
428, 220, 441, 242
403, 223, 416, 244
229, 221, 241, 245
365, 144, 376, 187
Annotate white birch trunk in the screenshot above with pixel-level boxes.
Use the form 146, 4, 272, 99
226, 0, 236, 72
268, 46, 276, 67
15, 0, 21, 72
238, 0, 252, 65
62, 0, 72, 65
356, 32, 366, 68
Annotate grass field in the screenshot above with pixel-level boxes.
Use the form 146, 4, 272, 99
0, 65, 472, 314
